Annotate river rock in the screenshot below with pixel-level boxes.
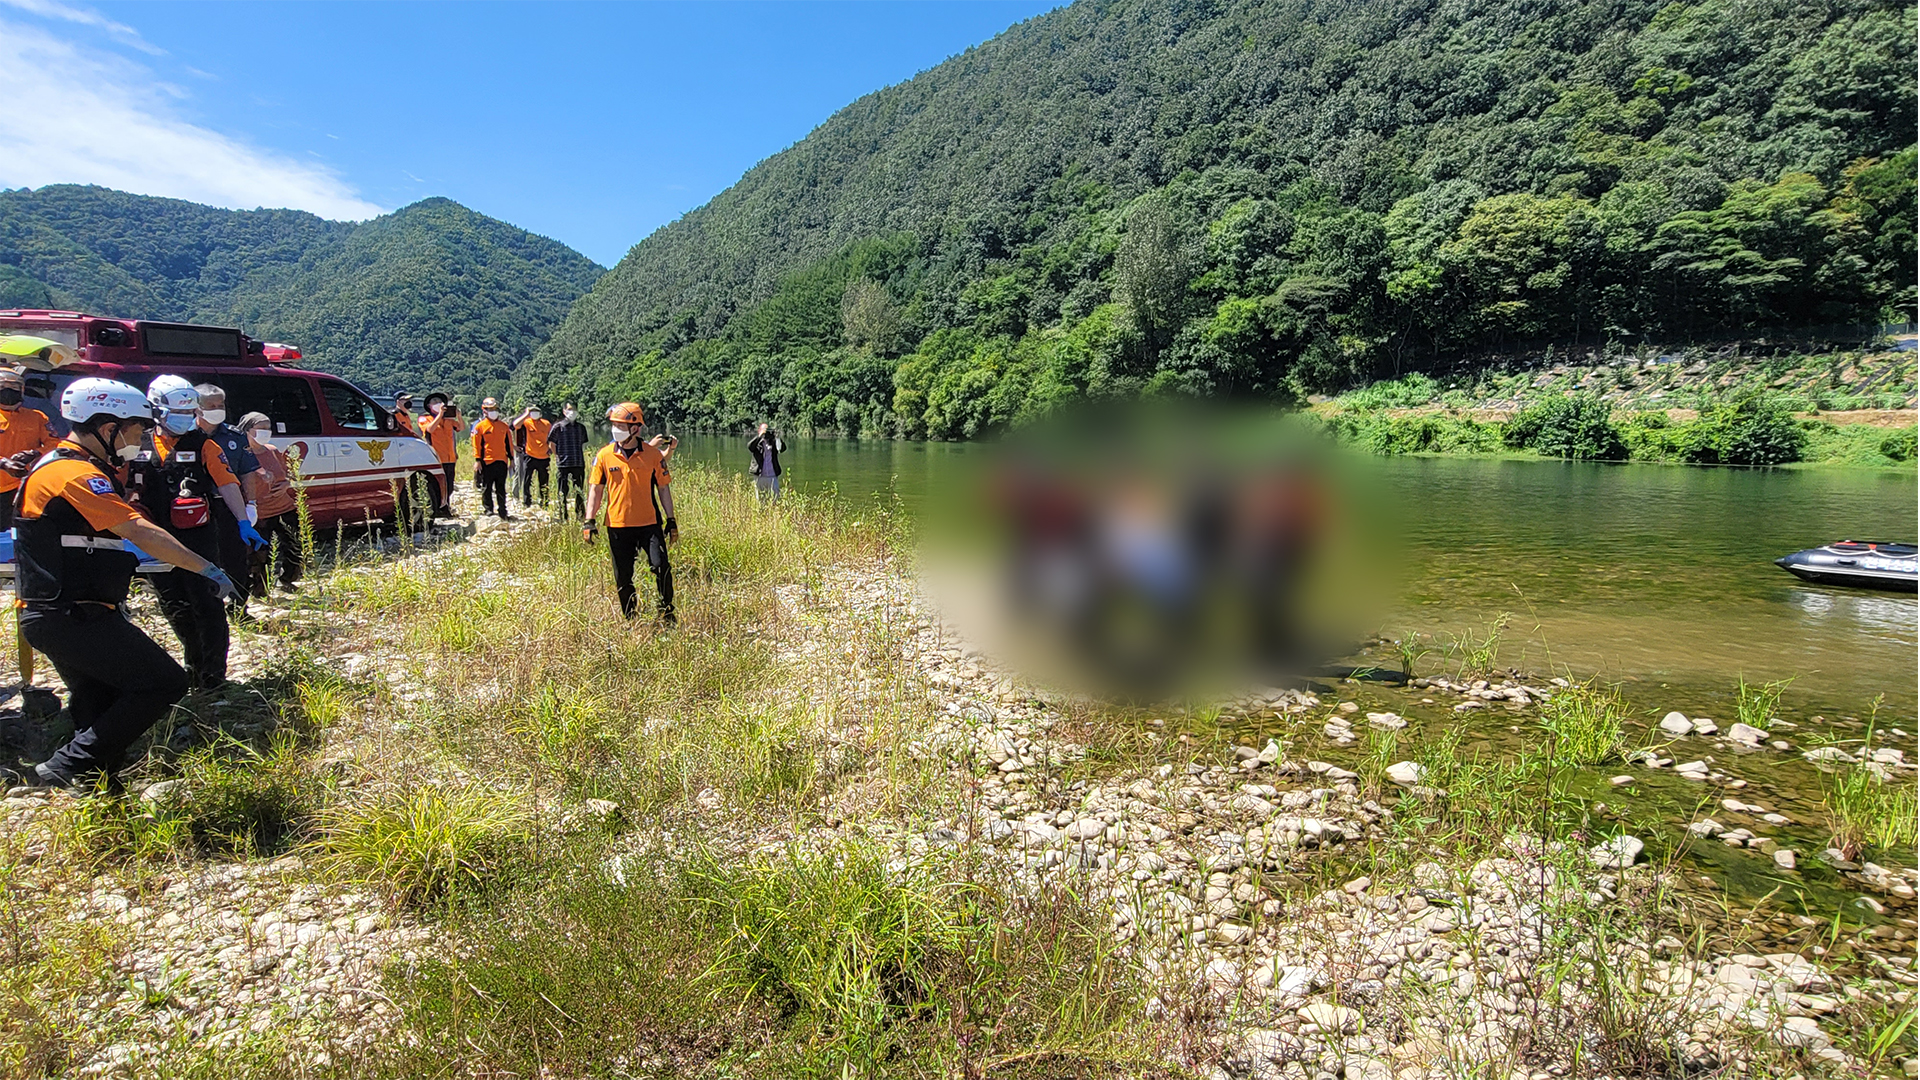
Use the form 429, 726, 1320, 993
1802, 747, 1857, 765
1688, 819, 1724, 837
1297, 1001, 1362, 1034
1773, 849, 1797, 870
1590, 834, 1644, 869
1725, 722, 1768, 746
1365, 711, 1406, 729
1385, 761, 1425, 787
1690, 717, 1719, 735
1659, 711, 1693, 735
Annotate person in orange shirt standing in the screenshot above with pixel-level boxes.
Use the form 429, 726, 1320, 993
391, 393, 419, 437
418, 392, 463, 518
0, 367, 62, 531
512, 405, 551, 509
583, 402, 677, 624
471, 396, 513, 521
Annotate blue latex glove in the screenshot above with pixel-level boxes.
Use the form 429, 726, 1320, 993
201, 566, 241, 601
237, 520, 268, 551
122, 540, 151, 562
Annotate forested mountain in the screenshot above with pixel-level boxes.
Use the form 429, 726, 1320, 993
521, 0, 1916, 439
0, 186, 603, 395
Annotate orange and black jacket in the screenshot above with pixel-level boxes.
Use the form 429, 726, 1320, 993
14, 443, 143, 606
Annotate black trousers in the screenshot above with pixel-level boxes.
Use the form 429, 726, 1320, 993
555, 465, 586, 519
24, 603, 188, 782
211, 502, 253, 602
152, 568, 229, 690
251, 512, 303, 592
0, 497, 14, 531
439, 462, 457, 515
519, 456, 549, 506
607, 523, 674, 619
479, 460, 510, 518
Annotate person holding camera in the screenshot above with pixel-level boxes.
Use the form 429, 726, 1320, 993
582, 402, 677, 624
419, 392, 463, 517
746, 421, 785, 503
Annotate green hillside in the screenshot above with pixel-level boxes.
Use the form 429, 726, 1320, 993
0, 186, 603, 396
520, 0, 1916, 438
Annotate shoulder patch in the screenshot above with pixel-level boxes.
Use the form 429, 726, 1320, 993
86, 476, 115, 495
176, 451, 198, 462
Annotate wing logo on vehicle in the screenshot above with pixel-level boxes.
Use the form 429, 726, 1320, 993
355, 439, 389, 464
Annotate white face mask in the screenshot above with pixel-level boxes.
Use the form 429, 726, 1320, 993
609, 425, 632, 444
528, 410, 542, 421
430, 402, 445, 415
200, 408, 226, 426
484, 409, 499, 420
563, 409, 576, 420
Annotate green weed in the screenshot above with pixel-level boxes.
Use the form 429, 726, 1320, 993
1734, 676, 1793, 731
317, 782, 533, 905
1446, 612, 1512, 678
1539, 678, 1631, 766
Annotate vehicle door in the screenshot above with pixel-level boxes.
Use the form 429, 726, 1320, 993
209, 371, 329, 516
315, 377, 407, 524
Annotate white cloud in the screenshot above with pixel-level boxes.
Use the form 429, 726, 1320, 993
0, 18, 385, 221
0, 0, 162, 54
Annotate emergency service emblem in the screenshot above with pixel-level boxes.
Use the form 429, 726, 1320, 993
355, 440, 390, 464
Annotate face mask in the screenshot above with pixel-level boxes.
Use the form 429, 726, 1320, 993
163, 412, 197, 436
430, 402, 445, 415
112, 425, 145, 461
609, 425, 632, 444
0, 388, 22, 407
200, 409, 226, 426
563, 409, 576, 420
528, 411, 542, 421
484, 409, 499, 420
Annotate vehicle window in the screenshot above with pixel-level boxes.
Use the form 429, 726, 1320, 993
214, 373, 322, 436
320, 380, 393, 433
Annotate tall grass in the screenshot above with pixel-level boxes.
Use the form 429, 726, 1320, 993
1539, 678, 1631, 765
317, 782, 533, 905
1733, 675, 1792, 730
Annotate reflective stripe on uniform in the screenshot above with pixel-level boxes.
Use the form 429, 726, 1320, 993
60, 535, 127, 551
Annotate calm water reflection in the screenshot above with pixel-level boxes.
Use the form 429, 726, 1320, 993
670, 434, 1917, 720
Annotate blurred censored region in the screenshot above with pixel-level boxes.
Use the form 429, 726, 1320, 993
919, 401, 1400, 702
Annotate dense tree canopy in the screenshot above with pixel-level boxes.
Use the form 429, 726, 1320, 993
521, 0, 1916, 437
0, 186, 603, 397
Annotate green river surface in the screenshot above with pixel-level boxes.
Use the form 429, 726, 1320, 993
671, 434, 1917, 932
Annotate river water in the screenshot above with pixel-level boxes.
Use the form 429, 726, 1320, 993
676, 433, 1916, 720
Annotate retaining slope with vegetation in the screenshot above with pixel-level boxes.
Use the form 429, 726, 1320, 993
520, 0, 1916, 442
1318, 348, 1919, 465
1, 469, 1914, 1078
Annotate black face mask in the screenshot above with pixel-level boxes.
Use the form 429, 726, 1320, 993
0, 388, 23, 407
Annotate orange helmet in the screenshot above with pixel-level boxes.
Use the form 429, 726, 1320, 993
606, 402, 644, 426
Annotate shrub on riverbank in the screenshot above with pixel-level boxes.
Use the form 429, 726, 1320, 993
1502, 394, 1627, 460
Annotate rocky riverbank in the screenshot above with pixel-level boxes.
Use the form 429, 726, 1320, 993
0, 480, 1913, 1079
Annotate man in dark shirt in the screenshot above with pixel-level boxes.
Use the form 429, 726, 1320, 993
547, 403, 591, 520
194, 383, 265, 605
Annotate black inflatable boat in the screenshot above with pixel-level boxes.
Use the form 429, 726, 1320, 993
1775, 541, 1919, 592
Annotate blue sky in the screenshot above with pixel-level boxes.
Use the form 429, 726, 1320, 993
0, 1, 1059, 265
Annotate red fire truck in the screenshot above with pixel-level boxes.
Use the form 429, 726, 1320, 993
0, 310, 443, 530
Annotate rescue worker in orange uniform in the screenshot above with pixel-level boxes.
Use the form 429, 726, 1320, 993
418, 392, 463, 517
130, 376, 266, 691
0, 366, 61, 531
10, 378, 240, 788
471, 396, 513, 520
391, 392, 418, 437
583, 402, 677, 624
512, 405, 551, 508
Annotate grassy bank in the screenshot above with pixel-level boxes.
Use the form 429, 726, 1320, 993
0, 465, 1913, 1078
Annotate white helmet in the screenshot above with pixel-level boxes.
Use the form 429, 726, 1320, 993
60, 377, 152, 425
147, 373, 199, 414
